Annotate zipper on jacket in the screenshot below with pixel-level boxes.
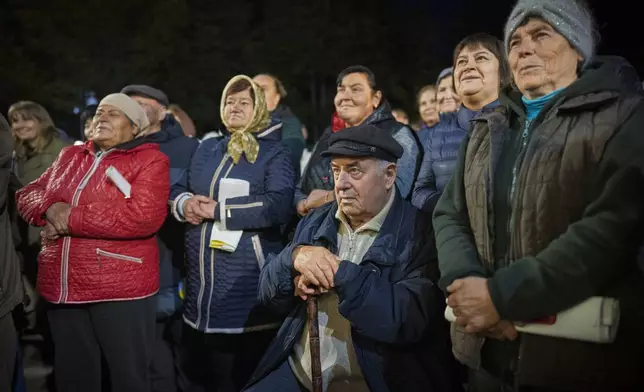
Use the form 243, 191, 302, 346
202, 154, 234, 330
196, 153, 231, 328
96, 248, 143, 264
504, 121, 531, 268
505, 106, 558, 265
59, 150, 113, 303
251, 235, 266, 270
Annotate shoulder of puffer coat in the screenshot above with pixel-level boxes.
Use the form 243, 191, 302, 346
133, 145, 170, 166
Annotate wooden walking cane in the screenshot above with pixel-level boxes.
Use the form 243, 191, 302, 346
307, 295, 323, 392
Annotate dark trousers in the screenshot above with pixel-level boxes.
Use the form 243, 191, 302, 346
177, 325, 276, 392
0, 312, 17, 392
48, 296, 155, 392
242, 359, 308, 392
151, 314, 182, 392
468, 368, 574, 392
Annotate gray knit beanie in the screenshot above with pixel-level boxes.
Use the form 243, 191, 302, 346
504, 0, 595, 70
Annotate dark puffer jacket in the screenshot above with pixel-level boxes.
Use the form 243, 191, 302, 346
296, 102, 422, 204
412, 102, 499, 213
170, 121, 295, 333
272, 104, 304, 177
0, 114, 23, 319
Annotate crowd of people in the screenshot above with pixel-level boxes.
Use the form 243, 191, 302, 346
2, 0, 644, 391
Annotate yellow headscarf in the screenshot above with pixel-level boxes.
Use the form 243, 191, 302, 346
220, 75, 271, 164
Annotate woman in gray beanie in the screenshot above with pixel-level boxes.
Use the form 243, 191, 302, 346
434, 0, 644, 390
436, 67, 461, 114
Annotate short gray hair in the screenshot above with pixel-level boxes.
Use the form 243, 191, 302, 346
377, 159, 396, 174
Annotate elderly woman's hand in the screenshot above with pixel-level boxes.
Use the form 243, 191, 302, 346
41, 222, 61, 241
481, 320, 518, 341
193, 195, 217, 220
183, 197, 206, 225
45, 202, 72, 235
447, 277, 500, 333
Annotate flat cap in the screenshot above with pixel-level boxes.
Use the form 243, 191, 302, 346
321, 124, 403, 162
121, 85, 169, 107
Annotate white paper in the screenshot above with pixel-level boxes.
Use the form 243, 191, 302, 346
444, 296, 619, 344
209, 178, 250, 252
106, 166, 131, 198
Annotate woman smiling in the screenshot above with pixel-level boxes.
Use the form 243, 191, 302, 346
435, 0, 644, 389
413, 33, 510, 213
16, 93, 169, 392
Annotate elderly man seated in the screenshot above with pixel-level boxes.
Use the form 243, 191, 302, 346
244, 125, 457, 392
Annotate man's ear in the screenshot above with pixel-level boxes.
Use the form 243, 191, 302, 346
385, 163, 397, 190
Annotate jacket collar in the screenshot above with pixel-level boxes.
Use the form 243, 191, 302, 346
310, 189, 408, 266
456, 100, 501, 131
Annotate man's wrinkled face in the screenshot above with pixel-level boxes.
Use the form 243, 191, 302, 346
332, 156, 396, 223
130, 95, 166, 127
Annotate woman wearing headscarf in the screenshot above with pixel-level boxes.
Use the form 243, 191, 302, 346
15, 93, 170, 392
171, 75, 295, 392
412, 33, 510, 213
435, 0, 644, 390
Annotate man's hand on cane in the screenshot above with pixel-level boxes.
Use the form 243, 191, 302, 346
294, 275, 328, 301
292, 245, 340, 291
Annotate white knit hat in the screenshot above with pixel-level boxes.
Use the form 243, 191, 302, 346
98, 93, 150, 133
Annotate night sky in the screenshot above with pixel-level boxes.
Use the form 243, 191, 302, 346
0, 0, 638, 140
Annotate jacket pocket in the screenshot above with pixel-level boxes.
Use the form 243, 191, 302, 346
251, 235, 265, 270
96, 248, 143, 264
225, 202, 264, 218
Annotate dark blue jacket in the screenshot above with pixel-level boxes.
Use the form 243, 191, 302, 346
417, 124, 435, 150
144, 116, 199, 319
272, 104, 304, 178
412, 101, 499, 213
170, 120, 295, 333
246, 191, 458, 392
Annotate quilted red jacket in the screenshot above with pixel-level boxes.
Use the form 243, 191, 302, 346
16, 140, 170, 304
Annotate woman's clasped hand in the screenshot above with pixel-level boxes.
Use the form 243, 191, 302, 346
182, 195, 218, 225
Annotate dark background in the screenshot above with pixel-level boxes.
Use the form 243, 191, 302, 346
0, 0, 639, 141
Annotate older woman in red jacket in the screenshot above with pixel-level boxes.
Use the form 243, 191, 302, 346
16, 93, 170, 392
